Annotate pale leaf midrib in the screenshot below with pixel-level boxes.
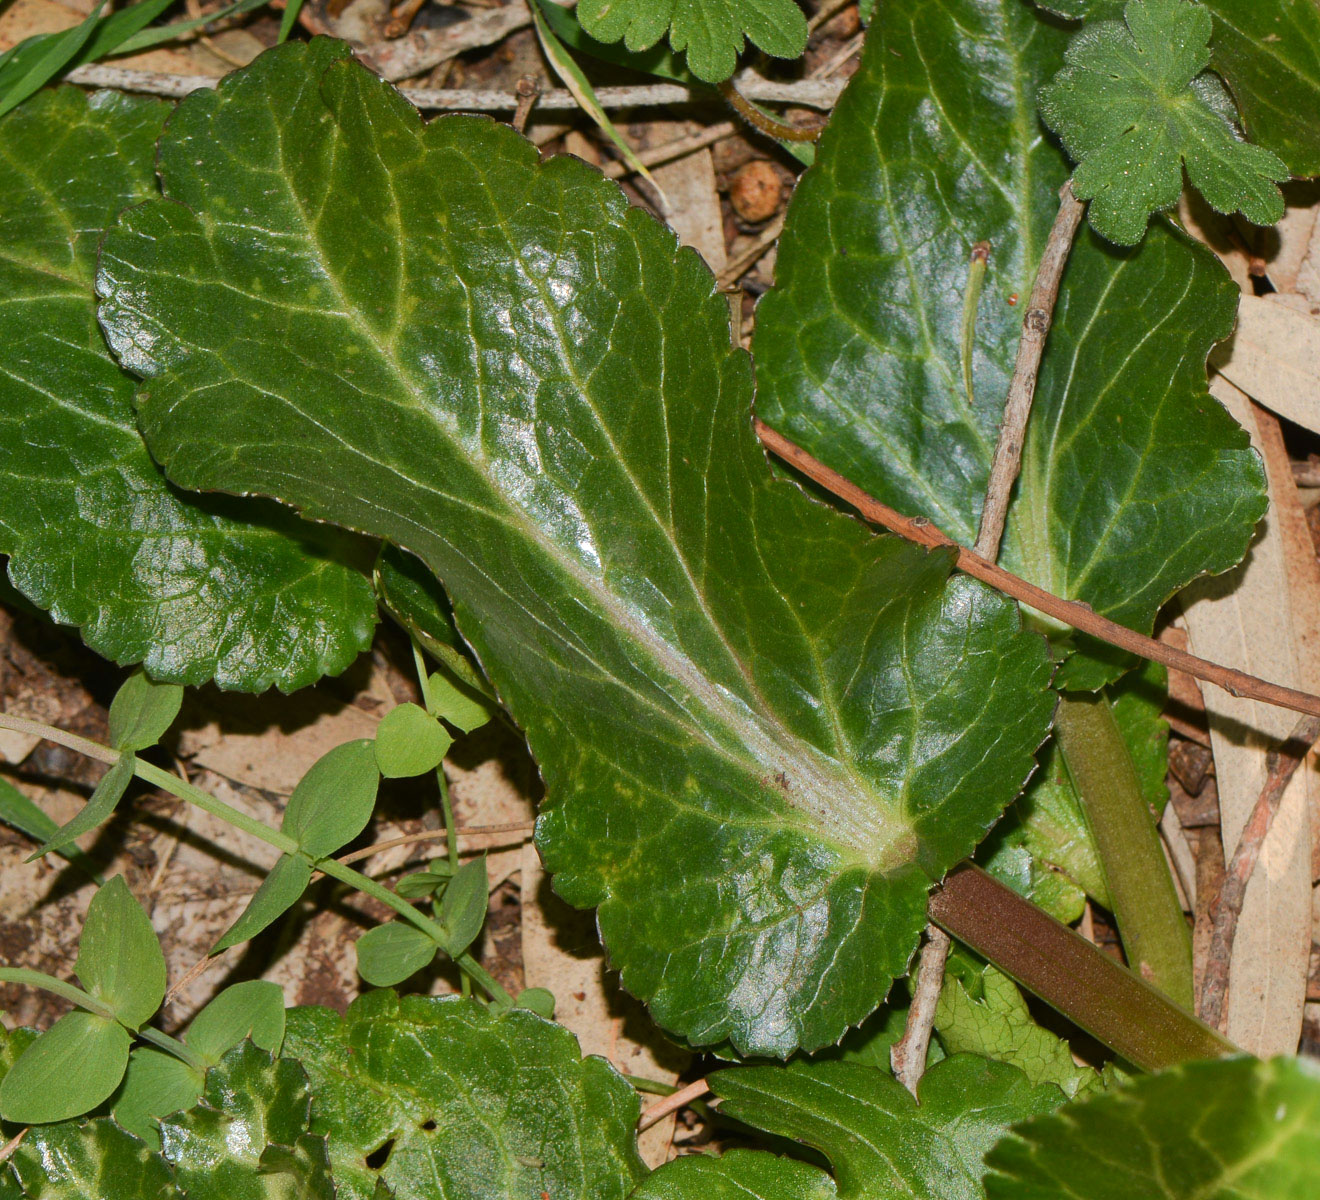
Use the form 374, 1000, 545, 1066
202, 106, 911, 866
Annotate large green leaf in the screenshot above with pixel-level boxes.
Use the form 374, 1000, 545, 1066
4, 1118, 175, 1200
97, 38, 1056, 1056
711, 1054, 1065, 1199
1206, 0, 1320, 176
753, 0, 1266, 691
575, 0, 806, 83
985, 1055, 1320, 1198
0, 87, 376, 693
159, 1042, 334, 1200
281, 991, 647, 1200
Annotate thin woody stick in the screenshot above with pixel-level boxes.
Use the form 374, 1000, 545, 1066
754, 419, 1320, 719
1197, 714, 1320, 1031
637, 1078, 710, 1132
889, 925, 950, 1096
974, 182, 1085, 559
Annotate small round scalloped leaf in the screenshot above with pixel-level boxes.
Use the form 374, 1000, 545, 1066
0, 87, 376, 695
281, 991, 647, 1200
985, 1055, 1320, 1198
574, 0, 807, 83
1038, 0, 1288, 245
97, 37, 1055, 1058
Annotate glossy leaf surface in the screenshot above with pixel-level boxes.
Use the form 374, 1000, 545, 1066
5, 1118, 175, 1199
985, 1055, 1320, 1198
98, 39, 1055, 1056
159, 1043, 334, 1200
754, 0, 1265, 690
1038, 0, 1287, 244
575, 0, 805, 82
282, 991, 647, 1200
634, 1149, 836, 1199
712, 1054, 1064, 1199
1205, 0, 1320, 176
0, 87, 375, 692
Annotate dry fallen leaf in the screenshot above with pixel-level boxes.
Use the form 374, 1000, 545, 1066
1180, 378, 1318, 1055
521, 845, 689, 1167
1213, 295, 1320, 437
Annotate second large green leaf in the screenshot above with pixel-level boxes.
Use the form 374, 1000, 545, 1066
0, 87, 376, 693
98, 38, 1055, 1057
754, 0, 1266, 690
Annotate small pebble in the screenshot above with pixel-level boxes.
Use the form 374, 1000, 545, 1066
728, 161, 783, 223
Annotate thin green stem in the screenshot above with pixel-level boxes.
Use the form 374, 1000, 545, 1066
136, 1025, 207, 1072
1054, 692, 1194, 1010
413, 637, 468, 997
0, 968, 113, 1019
133, 759, 300, 855
0, 711, 513, 1008
627, 1076, 677, 1096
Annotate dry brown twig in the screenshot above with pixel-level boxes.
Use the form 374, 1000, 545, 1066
1197, 714, 1320, 1031
891, 191, 1087, 1093
64, 63, 846, 111
510, 74, 540, 134
637, 1078, 710, 1132
601, 121, 737, 180
889, 925, 951, 1095
973, 181, 1086, 559
756, 421, 1320, 719
717, 214, 786, 287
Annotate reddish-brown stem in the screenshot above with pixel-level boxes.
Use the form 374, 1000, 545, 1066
929, 865, 1234, 1070
755, 420, 1320, 719
1197, 714, 1320, 1031
718, 80, 824, 142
